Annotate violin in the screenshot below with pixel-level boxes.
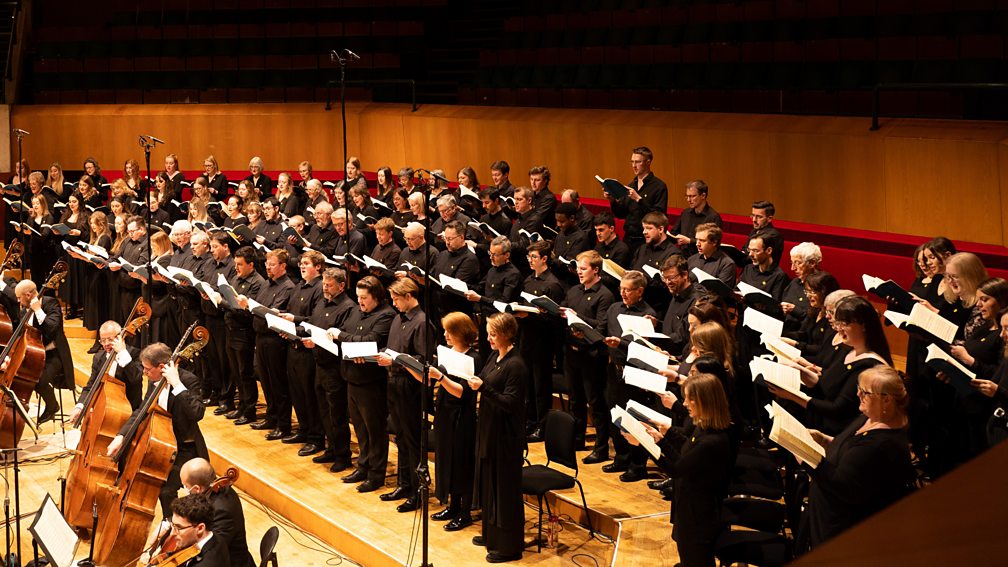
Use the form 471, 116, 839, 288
210, 466, 239, 492
142, 534, 200, 567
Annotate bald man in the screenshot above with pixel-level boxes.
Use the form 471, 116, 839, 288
180, 458, 255, 567
70, 320, 144, 422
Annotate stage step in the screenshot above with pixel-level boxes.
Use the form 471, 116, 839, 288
64, 317, 96, 339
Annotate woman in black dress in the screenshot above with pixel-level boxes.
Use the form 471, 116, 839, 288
770, 295, 892, 436
165, 153, 186, 200
336, 156, 368, 199
81, 213, 112, 331
149, 231, 180, 346
24, 194, 57, 290
375, 166, 396, 206
970, 307, 1008, 447
245, 156, 272, 198
625, 372, 735, 567
275, 172, 301, 220
469, 312, 526, 563
782, 271, 840, 360
221, 195, 249, 229
58, 193, 90, 318
83, 157, 108, 201
203, 155, 229, 200
423, 312, 481, 531
77, 176, 104, 211
803, 365, 914, 549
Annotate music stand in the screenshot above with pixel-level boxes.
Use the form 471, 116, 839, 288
27, 494, 79, 567
1, 380, 38, 564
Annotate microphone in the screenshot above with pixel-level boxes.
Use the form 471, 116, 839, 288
330, 49, 339, 63
344, 49, 361, 60
12, 128, 29, 136
147, 135, 166, 145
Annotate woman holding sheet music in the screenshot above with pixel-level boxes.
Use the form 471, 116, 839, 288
970, 307, 1008, 447
803, 365, 914, 549
25, 194, 57, 290
82, 213, 112, 331
149, 231, 180, 346
770, 295, 892, 436
59, 192, 90, 318
625, 372, 735, 567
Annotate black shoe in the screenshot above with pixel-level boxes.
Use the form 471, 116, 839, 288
647, 478, 668, 490
234, 415, 254, 426
202, 397, 220, 407
87, 342, 102, 354
431, 508, 454, 521
37, 410, 58, 424
582, 449, 610, 465
213, 404, 234, 416
648, 478, 672, 491
472, 536, 485, 547
396, 496, 419, 513
298, 443, 322, 457
444, 516, 473, 531
281, 432, 307, 444
225, 409, 243, 420
661, 486, 673, 501
329, 460, 351, 473
619, 469, 647, 483
356, 479, 382, 493
486, 551, 521, 563
380, 486, 411, 502
341, 469, 367, 484
601, 461, 628, 473
250, 419, 275, 431
265, 429, 288, 441
312, 451, 337, 464
526, 427, 543, 443
574, 436, 586, 451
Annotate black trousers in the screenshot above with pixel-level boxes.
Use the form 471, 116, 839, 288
255, 333, 288, 430
315, 361, 351, 462
287, 346, 323, 445
226, 331, 257, 418
388, 374, 422, 492
564, 344, 610, 450
519, 327, 555, 428
347, 380, 388, 484
606, 362, 649, 472
35, 349, 61, 414
201, 317, 229, 402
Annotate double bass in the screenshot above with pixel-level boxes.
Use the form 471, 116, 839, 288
0, 260, 68, 448
92, 322, 208, 567
63, 297, 151, 529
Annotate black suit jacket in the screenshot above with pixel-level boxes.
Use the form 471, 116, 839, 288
181, 533, 231, 567
82, 345, 144, 410
208, 486, 256, 567
0, 289, 76, 389
120, 368, 208, 459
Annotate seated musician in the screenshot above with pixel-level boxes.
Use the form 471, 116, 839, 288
0, 279, 75, 424
162, 493, 230, 567
107, 343, 208, 515
71, 320, 144, 421
180, 457, 255, 567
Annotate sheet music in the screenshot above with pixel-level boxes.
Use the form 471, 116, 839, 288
299, 321, 340, 356
627, 341, 669, 372
742, 306, 784, 337
622, 365, 668, 393
435, 273, 470, 294
617, 313, 668, 338
768, 401, 825, 467
610, 406, 661, 460
28, 494, 78, 567
437, 345, 476, 379
265, 313, 296, 337
761, 334, 802, 362
626, 399, 672, 428
750, 357, 810, 402
341, 341, 378, 359
737, 280, 772, 297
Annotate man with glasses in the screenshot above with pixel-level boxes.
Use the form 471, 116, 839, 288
107, 342, 207, 516
109, 215, 149, 323
607, 146, 668, 252
433, 220, 480, 319
255, 197, 284, 247
179, 457, 255, 567
660, 254, 699, 356
395, 222, 438, 289
73, 320, 144, 419
520, 240, 565, 442
465, 236, 522, 306
163, 494, 230, 567
671, 179, 722, 258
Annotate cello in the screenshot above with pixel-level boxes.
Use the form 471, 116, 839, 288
0, 260, 68, 448
92, 322, 208, 567
63, 297, 151, 529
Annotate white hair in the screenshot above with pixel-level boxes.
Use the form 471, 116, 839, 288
790, 242, 822, 264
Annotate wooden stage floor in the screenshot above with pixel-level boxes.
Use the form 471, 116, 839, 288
14, 322, 678, 566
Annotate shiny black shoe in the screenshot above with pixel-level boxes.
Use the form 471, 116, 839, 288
601, 461, 628, 473
396, 496, 419, 513
341, 469, 367, 484
264, 429, 288, 441
648, 478, 672, 491
619, 468, 647, 483
234, 415, 255, 426
471, 536, 485, 547
250, 419, 275, 431
37, 410, 58, 424
329, 461, 351, 473
202, 397, 220, 407
582, 449, 610, 465
213, 404, 235, 416
486, 551, 521, 563
356, 479, 383, 493
443, 516, 473, 532
312, 451, 337, 463
280, 432, 307, 444
298, 443, 323, 457
526, 427, 543, 443
379, 486, 411, 502
661, 486, 673, 501
225, 409, 243, 420
431, 507, 454, 521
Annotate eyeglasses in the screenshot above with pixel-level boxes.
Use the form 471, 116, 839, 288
171, 522, 195, 532
857, 387, 889, 398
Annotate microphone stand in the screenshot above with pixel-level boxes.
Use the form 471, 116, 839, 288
138, 135, 159, 347
13, 129, 27, 281
416, 174, 433, 567
331, 49, 357, 258
1, 447, 21, 567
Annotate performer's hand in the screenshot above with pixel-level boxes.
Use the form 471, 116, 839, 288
642, 422, 664, 442
376, 353, 393, 367
781, 302, 795, 315
972, 378, 998, 397
281, 313, 295, 322
603, 336, 620, 348
1, 355, 10, 372
659, 391, 677, 409
236, 295, 249, 309
29, 296, 41, 312
302, 338, 315, 349
108, 262, 122, 271
464, 290, 480, 302
621, 430, 639, 446
809, 429, 833, 448
626, 187, 641, 202
107, 435, 124, 458
466, 375, 483, 391
394, 270, 407, 279
111, 335, 126, 353
674, 234, 690, 247
162, 362, 181, 388
69, 405, 82, 423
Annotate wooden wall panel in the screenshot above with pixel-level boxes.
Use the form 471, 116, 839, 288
9, 103, 1008, 247
883, 137, 1003, 245
768, 132, 886, 229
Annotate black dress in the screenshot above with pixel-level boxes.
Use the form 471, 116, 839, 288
60, 212, 90, 312
82, 233, 113, 330
433, 347, 482, 514
473, 347, 527, 558
805, 416, 914, 548
150, 254, 180, 345
806, 355, 883, 436
655, 424, 735, 567
25, 213, 56, 290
